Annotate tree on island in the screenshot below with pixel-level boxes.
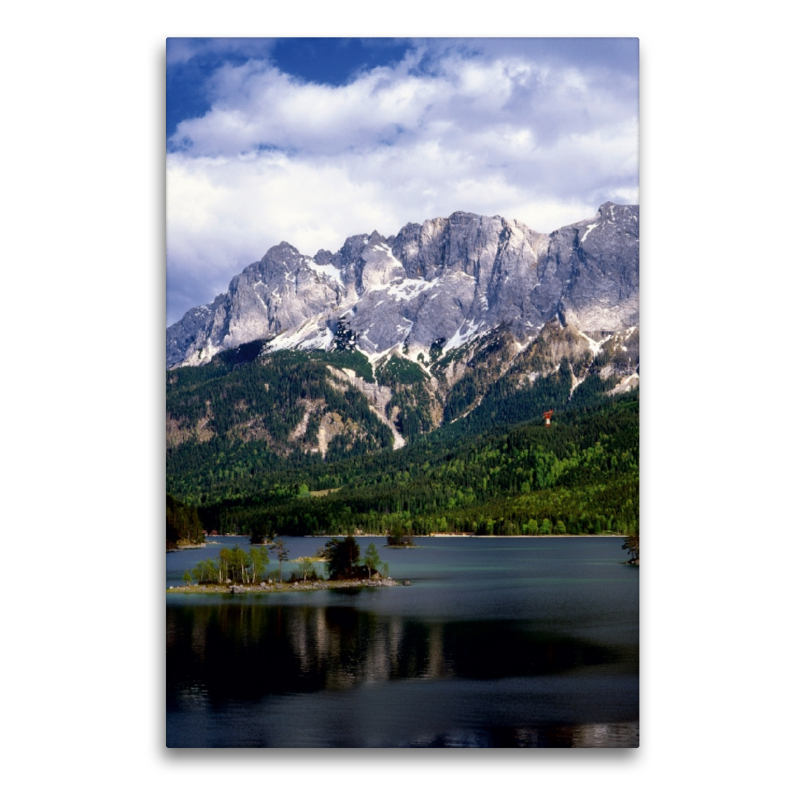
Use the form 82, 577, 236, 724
323, 535, 361, 580
249, 521, 273, 545
322, 536, 389, 580
190, 558, 217, 584
298, 557, 315, 582
218, 548, 233, 582
270, 539, 289, 582
249, 547, 270, 582
188, 547, 269, 585
363, 543, 385, 579
622, 532, 639, 564
232, 546, 249, 583
387, 523, 414, 547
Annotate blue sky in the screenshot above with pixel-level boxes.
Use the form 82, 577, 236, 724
166, 38, 638, 325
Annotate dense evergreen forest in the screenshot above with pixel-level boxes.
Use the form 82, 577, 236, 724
167, 328, 635, 494
167, 392, 638, 540
167, 346, 391, 464
166, 494, 204, 549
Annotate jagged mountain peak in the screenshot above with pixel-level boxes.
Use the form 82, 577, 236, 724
167, 203, 638, 370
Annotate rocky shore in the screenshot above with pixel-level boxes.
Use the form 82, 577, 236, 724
168, 577, 407, 594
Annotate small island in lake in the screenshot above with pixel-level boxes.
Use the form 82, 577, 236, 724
170, 534, 409, 594
385, 525, 417, 548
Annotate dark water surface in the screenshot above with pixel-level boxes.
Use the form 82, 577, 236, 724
166, 536, 638, 747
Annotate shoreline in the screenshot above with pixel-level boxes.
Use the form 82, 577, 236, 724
168, 577, 403, 594
167, 542, 207, 552
170, 534, 626, 554
427, 533, 626, 538
297, 533, 627, 539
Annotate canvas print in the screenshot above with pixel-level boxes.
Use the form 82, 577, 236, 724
166, 37, 639, 748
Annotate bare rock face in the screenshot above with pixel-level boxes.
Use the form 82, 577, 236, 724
167, 203, 638, 369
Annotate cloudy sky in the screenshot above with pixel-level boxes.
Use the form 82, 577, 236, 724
166, 38, 638, 325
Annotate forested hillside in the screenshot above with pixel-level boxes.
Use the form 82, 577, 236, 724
168, 393, 638, 540
167, 319, 638, 488
167, 345, 393, 478
167, 300, 639, 542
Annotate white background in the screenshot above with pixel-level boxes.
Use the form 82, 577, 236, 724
2, 2, 798, 797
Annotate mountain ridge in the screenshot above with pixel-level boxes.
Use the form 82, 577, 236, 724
166, 203, 639, 477
167, 202, 638, 370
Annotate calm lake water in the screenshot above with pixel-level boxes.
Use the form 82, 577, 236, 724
166, 536, 638, 748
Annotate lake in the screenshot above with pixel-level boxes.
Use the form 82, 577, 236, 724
166, 536, 638, 747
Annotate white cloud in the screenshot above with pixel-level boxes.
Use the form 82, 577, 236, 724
167, 42, 638, 324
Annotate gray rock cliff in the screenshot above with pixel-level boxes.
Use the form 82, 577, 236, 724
167, 203, 638, 369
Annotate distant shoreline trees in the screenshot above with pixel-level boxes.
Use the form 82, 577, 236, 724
167, 494, 204, 549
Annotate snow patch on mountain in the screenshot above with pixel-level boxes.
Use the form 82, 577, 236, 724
266, 316, 332, 352
443, 319, 482, 354
581, 222, 599, 243
306, 259, 344, 286
578, 330, 612, 356
387, 277, 438, 302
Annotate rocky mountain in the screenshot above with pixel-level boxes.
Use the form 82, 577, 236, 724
167, 203, 638, 474
167, 202, 638, 370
